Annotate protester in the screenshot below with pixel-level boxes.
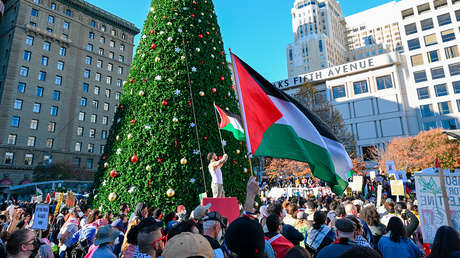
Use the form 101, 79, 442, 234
133, 219, 163, 258
162, 232, 213, 258
5, 229, 40, 258
265, 214, 294, 258
316, 218, 357, 258
359, 205, 386, 244
223, 217, 266, 258
428, 225, 460, 258
92, 225, 120, 258
202, 211, 226, 257
339, 245, 382, 258
285, 246, 312, 258
267, 203, 304, 245
58, 208, 79, 257
344, 215, 371, 248
305, 211, 335, 255
378, 217, 423, 258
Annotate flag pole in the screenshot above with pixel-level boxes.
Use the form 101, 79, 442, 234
213, 102, 226, 155
228, 48, 254, 177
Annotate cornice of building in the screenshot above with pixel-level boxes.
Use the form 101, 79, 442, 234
56, 0, 140, 35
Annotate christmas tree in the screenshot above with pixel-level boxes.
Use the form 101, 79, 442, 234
92, 0, 250, 212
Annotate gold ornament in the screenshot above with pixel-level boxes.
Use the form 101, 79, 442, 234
116, 135, 120, 141
236, 149, 241, 155
108, 192, 117, 202
243, 168, 248, 174
145, 165, 151, 171
196, 48, 201, 52
180, 158, 188, 165
166, 188, 175, 197
172, 117, 179, 123
122, 81, 127, 86
150, 7, 154, 12
199, 91, 205, 97
138, 90, 145, 96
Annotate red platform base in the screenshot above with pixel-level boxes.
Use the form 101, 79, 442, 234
202, 197, 240, 225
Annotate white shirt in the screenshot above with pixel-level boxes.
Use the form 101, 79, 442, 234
208, 161, 223, 184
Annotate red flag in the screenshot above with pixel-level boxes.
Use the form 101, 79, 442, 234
435, 158, 440, 168
45, 193, 51, 203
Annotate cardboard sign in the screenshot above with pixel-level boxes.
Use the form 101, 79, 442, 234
31, 195, 42, 203
350, 176, 363, 192
32, 204, 49, 230
414, 171, 460, 243
377, 185, 383, 207
385, 160, 396, 172
54, 193, 64, 216
370, 171, 376, 180
346, 187, 353, 197
388, 171, 408, 182
390, 180, 404, 196
65, 192, 75, 207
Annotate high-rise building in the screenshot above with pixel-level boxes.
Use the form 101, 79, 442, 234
0, 0, 139, 184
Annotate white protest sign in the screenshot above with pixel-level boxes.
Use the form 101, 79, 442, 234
414, 171, 460, 244
32, 204, 49, 230
377, 185, 383, 207
370, 171, 376, 180
390, 180, 404, 196
350, 176, 363, 192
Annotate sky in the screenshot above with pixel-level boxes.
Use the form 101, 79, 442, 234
86, 0, 395, 81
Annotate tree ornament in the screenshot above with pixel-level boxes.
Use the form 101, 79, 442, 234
162, 100, 168, 106
116, 135, 120, 141
175, 89, 181, 95
233, 160, 238, 165
127, 133, 133, 140
116, 148, 122, 155
104, 162, 109, 168
108, 192, 117, 202
243, 168, 248, 173
150, 29, 155, 34
203, 136, 208, 140
190, 178, 196, 183
175, 137, 178, 148
236, 149, 241, 155
198, 34, 203, 38
155, 57, 161, 62
212, 88, 217, 93
151, 43, 157, 49
128, 186, 135, 193
172, 117, 179, 123
130, 119, 135, 124
155, 75, 162, 80
167, 37, 173, 41
180, 158, 188, 165
157, 158, 163, 163
191, 67, 197, 72
145, 165, 151, 171
138, 90, 145, 96
166, 188, 175, 197
110, 170, 117, 178
220, 76, 225, 81
199, 91, 205, 97
181, 56, 186, 60
149, 7, 154, 12
122, 81, 127, 86
196, 48, 200, 52
130, 154, 139, 163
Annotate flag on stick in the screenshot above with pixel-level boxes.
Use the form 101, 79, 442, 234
231, 53, 353, 194
214, 104, 245, 141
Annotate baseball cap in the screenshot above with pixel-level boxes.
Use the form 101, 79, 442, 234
94, 225, 120, 246
162, 232, 213, 258
202, 211, 226, 229
190, 203, 211, 220
335, 218, 356, 233
224, 217, 265, 258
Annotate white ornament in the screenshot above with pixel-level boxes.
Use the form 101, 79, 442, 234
127, 133, 133, 139
181, 56, 186, 60
175, 89, 181, 95
221, 140, 227, 146
175, 48, 181, 53
190, 122, 196, 127
198, 19, 202, 23
155, 57, 161, 62
102, 180, 107, 186
183, 7, 188, 10
159, 31, 164, 35
145, 124, 151, 129
191, 67, 197, 72
141, 53, 145, 58
178, 28, 183, 33
196, 48, 200, 52
167, 37, 173, 42
190, 178, 196, 183
145, 165, 151, 171
155, 75, 162, 81
167, 78, 173, 82
142, 34, 147, 39
150, 7, 154, 12
167, 22, 172, 26
128, 186, 135, 193
211, 54, 215, 58
116, 148, 122, 155
117, 118, 121, 123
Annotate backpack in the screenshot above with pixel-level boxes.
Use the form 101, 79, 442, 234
265, 234, 294, 258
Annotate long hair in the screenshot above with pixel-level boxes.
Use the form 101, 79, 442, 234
360, 206, 380, 226
312, 211, 326, 230
386, 217, 405, 242
428, 226, 460, 258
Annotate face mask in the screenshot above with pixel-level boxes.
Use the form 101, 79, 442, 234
29, 238, 41, 258
78, 212, 84, 218
283, 210, 287, 217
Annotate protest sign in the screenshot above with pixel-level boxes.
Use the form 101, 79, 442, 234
54, 193, 64, 216
385, 160, 396, 172
350, 176, 363, 192
414, 171, 460, 244
31, 195, 42, 203
388, 171, 408, 182
65, 191, 76, 207
370, 171, 376, 180
32, 204, 49, 230
390, 180, 404, 196
377, 185, 383, 207
346, 187, 352, 197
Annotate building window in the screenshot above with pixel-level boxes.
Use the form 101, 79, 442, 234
57, 61, 64, 71
30, 119, 38, 130
18, 82, 26, 93
431, 67, 445, 80
41, 56, 48, 66
14, 99, 23, 110
90, 114, 97, 123
31, 9, 39, 17
111, 29, 117, 36
441, 119, 457, 129
118, 67, 123, 75
59, 47, 66, 56
424, 34, 437, 47
20, 66, 29, 77
46, 138, 54, 148
48, 15, 54, 23
27, 136, 36, 147
82, 83, 89, 92
65, 9, 71, 16
117, 79, 122, 87
109, 52, 114, 59
98, 48, 104, 56
87, 44, 93, 51
5, 152, 14, 165
94, 86, 100, 95
92, 100, 98, 109
50, 3, 56, 10
75, 142, 81, 152
43, 41, 50, 51
404, 23, 417, 35
11, 116, 20, 127
107, 63, 113, 71
101, 130, 108, 139
458, 100, 460, 112
411, 54, 424, 67
84, 69, 90, 78
80, 97, 87, 106
106, 76, 112, 85
36, 87, 43, 96
26, 36, 34, 46
417, 87, 430, 100
78, 112, 85, 121
87, 144, 94, 153
90, 20, 95, 27
86, 159, 93, 169
119, 55, 124, 62
89, 129, 96, 138
445, 45, 459, 59
50, 106, 58, 116
55, 75, 62, 85
453, 81, 460, 94
449, 63, 460, 76
100, 36, 105, 44
73, 157, 81, 166
417, 3, 431, 14
48, 122, 56, 132
86, 56, 92, 65
105, 89, 110, 98
353, 80, 369, 95
38, 71, 46, 81
97, 60, 103, 68
33, 103, 41, 113
102, 116, 108, 125
52, 90, 60, 101
420, 104, 434, 117
24, 154, 34, 165
115, 92, 121, 100
47, 28, 53, 33
438, 101, 452, 114
434, 84, 449, 96
441, 29, 455, 42
424, 121, 437, 130
103, 103, 109, 111
376, 75, 393, 90
332, 85, 346, 99
122, 33, 126, 40
63, 21, 70, 30
120, 45, 125, 52
407, 38, 420, 50
100, 145, 105, 154
101, 24, 106, 32
437, 13, 452, 26
8, 134, 17, 145
23, 51, 31, 61
77, 127, 84, 136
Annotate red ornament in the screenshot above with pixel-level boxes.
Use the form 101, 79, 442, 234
171, 7, 175, 10
186, 40, 189, 44
151, 43, 157, 49
200, 61, 204, 64
233, 160, 238, 165
162, 100, 168, 106
192, 14, 195, 17
163, 15, 166, 19
193, 1, 197, 4
175, 137, 178, 148
206, 31, 210, 35
157, 158, 163, 163
148, 177, 151, 188
130, 119, 135, 124
130, 154, 139, 163
102, 156, 107, 160
150, 29, 155, 34
188, 100, 192, 107
142, 79, 147, 83
198, 34, 203, 38
220, 76, 225, 81
203, 136, 208, 140
110, 170, 117, 178
231, 85, 235, 90
212, 88, 217, 93
221, 51, 224, 56
129, 78, 134, 83
222, 62, 225, 65
120, 105, 124, 109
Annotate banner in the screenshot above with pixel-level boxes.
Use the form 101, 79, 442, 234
390, 180, 404, 196
54, 193, 64, 216
414, 171, 460, 244
350, 176, 363, 192
32, 204, 49, 230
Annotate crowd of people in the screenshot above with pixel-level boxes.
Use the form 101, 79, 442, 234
0, 176, 459, 258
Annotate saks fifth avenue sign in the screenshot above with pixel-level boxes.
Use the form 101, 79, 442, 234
273, 54, 397, 89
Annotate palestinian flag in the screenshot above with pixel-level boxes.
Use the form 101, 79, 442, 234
231, 53, 353, 194
214, 104, 245, 141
